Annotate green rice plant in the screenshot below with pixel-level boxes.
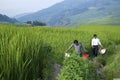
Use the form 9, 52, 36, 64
0, 25, 52, 80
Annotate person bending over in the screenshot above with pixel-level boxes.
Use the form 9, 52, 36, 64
66, 40, 87, 57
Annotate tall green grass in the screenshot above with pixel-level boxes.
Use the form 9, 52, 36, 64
0, 24, 52, 80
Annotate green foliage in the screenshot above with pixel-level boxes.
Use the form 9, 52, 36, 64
26, 21, 46, 26
57, 54, 97, 80
32, 21, 46, 26
95, 56, 106, 66
26, 21, 32, 24
103, 44, 120, 79
0, 24, 120, 80
0, 25, 52, 80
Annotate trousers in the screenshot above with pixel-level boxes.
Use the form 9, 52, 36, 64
93, 46, 98, 57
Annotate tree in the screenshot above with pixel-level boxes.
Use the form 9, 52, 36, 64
32, 21, 46, 26
26, 21, 46, 26
26, 21, 32, 24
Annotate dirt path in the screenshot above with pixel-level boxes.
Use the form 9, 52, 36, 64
50, 63, 61, 80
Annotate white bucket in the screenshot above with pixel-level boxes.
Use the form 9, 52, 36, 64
99, 48, 106, 54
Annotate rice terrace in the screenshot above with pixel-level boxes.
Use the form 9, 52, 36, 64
0, 23, 120, 80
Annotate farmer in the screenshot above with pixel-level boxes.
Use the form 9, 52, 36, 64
91, 34, 103, 57
66, 40, 87, 57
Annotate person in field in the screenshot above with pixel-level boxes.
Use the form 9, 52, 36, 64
91, 34, 103, 57
66, 40, 87, 57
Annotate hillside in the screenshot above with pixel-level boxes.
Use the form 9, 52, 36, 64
0, 14, 18, 23
14, 13, 32, 19
17, 0, 120, 26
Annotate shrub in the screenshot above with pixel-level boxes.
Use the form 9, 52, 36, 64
57, 54, 97, 80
